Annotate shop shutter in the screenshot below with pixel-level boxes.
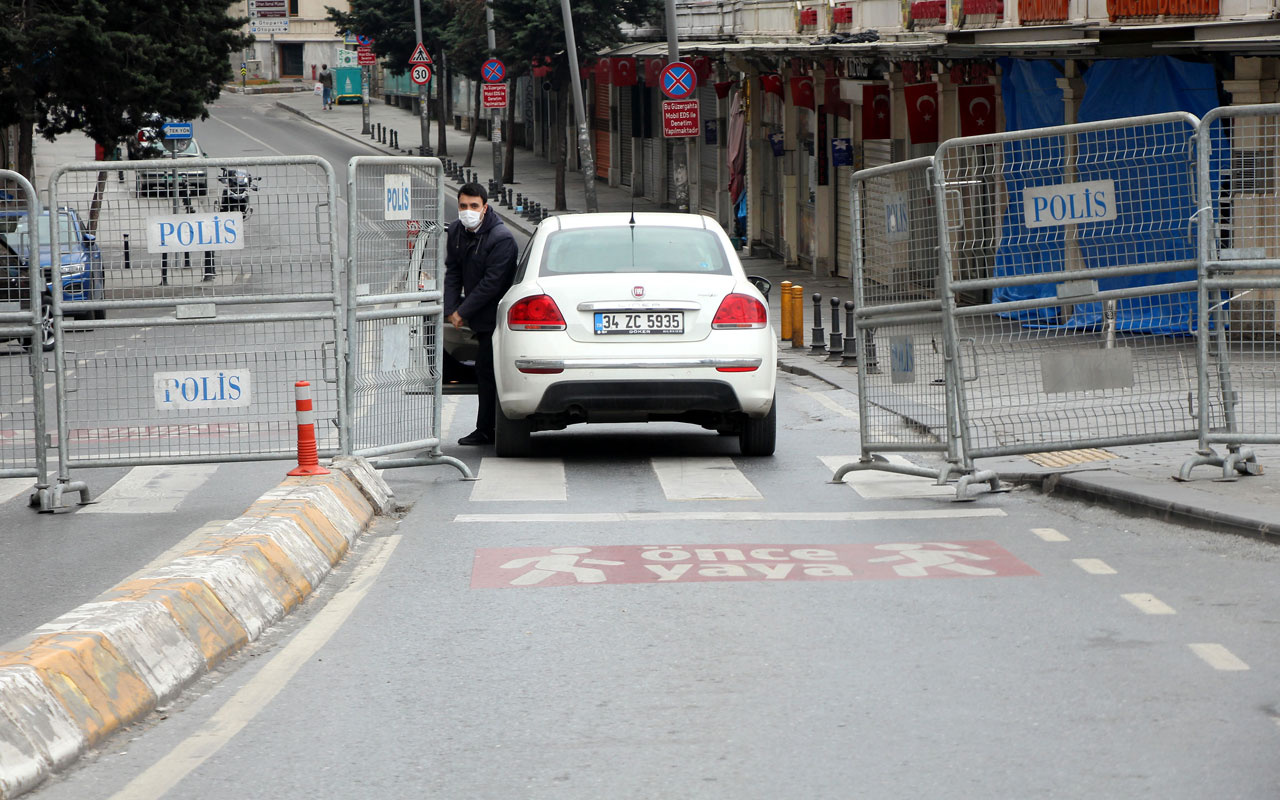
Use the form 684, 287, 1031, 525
619, 86, 633, 186
698, 85, 718, 214
665, 138, 677, 205
593, 79, 611, 180
643, 139, 660, 202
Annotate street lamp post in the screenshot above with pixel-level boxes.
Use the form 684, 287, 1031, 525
558, 0, 598, 212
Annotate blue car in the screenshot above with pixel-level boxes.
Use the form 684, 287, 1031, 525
0, 207, 106, 350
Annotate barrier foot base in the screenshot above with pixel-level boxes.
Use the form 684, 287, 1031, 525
370, 452, 476, 480
287, 464, 332, 476
954, 469, 1006, 502
1177, 449, 1224, 482
1217, 447, 1261, 481
42, 480, 93, 512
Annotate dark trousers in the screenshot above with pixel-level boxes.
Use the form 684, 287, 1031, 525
475, 331, 496, 435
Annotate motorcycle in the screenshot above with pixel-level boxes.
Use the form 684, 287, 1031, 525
217, 167, 260, 218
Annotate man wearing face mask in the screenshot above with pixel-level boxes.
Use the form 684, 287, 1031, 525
444, 183, 518, 446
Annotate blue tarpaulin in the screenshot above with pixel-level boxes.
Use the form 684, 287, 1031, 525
991, 57, 1220, 333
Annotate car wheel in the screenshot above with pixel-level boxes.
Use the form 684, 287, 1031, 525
92, 308, 107, 321
22, 297, 54, 353
738, 398, 776, 457
495, 409, 533, 458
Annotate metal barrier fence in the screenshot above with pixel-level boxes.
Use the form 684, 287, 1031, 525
1185, 104, 1280, 479
0, 170, 55, 506
934, 113, 1207, 470
831, 157, 1001, 498
43, 156, 347, 505
343, 156, 470, 477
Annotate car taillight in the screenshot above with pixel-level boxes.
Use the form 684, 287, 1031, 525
507, 294, 566, 331
712, 293, 767, 329
716, 366, 759, 372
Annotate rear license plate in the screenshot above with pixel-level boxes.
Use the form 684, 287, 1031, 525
594, 312, 684, 335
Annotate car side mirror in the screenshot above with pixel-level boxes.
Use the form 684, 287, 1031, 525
746, 275, 771, 302
83, 233, 96, 244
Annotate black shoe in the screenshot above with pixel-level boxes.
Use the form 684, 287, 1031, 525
458, 429, 494, 446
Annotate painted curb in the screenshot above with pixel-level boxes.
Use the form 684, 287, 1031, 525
0, 457, 392, 800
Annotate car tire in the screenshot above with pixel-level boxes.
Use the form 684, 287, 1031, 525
22, 297, 54, 353
738, 398, 776, 457
495, 409, 533, 458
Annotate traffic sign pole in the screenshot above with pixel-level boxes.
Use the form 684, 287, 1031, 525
411, 0, 432, 156
483, 5, 503, 193
558, 0, 598, 212
663, 0, 690, 213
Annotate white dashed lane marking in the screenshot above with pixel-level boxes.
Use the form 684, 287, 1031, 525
1188, 643, 1249, 671
1031, 527, 1069, 542
1073, 558, 1117, 575
1122, 593, 1177, 615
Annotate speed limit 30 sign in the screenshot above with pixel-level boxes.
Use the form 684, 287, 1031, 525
410, 64, 432, 85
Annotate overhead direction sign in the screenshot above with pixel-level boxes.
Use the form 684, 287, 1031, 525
660, 62, 697, 100
249, 18, 288, 33
482, 59, 506, 83
482, 83, 508, 109
410, 64, 432, 85
409, 43, 433, 64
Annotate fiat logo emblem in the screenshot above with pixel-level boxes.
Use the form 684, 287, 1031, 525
632, 286, 644, 298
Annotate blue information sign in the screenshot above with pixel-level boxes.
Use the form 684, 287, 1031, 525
162, 122, 193, 140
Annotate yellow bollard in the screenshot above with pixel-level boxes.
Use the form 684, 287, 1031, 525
778, 281, 792, 341
790, 284, 805, 348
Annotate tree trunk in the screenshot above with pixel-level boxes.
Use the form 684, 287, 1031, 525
554, 80, 567, 211
464, 80, 480, 168
18, 119, 35, 184
502, 90, 516, 184
435, 60, 448, 157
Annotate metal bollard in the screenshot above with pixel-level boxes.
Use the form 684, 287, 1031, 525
540, 207, 549, 222
864, 327, 881, 373
840, 301, 858, 367
790, 284, 805, 349
122, 233, 131, 269
515, 192, 524, 212
826, 297, 843, 361
391, 130, 398, 149
381, 126, 387, 145
810, 293, 826, 354
779, 281, 792, 341
505, 187, 513, 208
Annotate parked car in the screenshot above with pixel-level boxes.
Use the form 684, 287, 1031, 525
133, 135, 209, 197
0, 207, 106, 350
492, 212, 777, 457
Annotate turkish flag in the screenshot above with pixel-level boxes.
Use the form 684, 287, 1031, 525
904, 82, 938, 144
760, 74, 784, 97
790, 76, 815, 110
823, 78, 851, 119
531, 56, 553, 79
958, 84, 997, 137
596, 58, 612, 85
644, 58, 663, 87
862, 84, 891, 139
611, 56, 637, 86
714, 80, 737, 99
685, 56, 712, 83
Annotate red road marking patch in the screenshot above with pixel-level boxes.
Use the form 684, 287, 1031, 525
471, 542, 1037, 589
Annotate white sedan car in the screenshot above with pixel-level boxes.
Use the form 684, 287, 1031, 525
492, 212, 777, 457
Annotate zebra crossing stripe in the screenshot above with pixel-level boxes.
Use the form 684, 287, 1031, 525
651, 457, 762, 500
455, 508, 1007, 523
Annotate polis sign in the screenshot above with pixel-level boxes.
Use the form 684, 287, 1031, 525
153, 370, 252, 411
1023, 179, 1117, 229
145, 213, 245, 253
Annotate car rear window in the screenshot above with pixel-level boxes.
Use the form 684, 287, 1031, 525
540, 226, 730, 276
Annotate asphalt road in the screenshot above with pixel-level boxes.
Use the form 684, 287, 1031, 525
0, 92, 470, 644
11, 95, 1280, 799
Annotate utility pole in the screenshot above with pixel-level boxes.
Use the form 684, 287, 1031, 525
559, 0, 598, 212
664, 0, 690, 212
485, 0, 503, 193
361, 63, 371, 136
412, 0, 431, 156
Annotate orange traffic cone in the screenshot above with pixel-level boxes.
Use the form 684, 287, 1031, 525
287, 380, 330, 476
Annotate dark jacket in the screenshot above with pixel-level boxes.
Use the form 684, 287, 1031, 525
443, 206, 518, 333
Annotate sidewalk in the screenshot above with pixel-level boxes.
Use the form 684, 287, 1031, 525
274, 91, 1280, 538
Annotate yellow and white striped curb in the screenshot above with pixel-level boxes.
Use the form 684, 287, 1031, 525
0, 457, 393, 800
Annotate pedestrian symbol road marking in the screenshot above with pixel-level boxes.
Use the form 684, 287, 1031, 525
471, 541, 1037, 588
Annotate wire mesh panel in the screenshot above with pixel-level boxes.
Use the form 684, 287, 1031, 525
47, 157, 344, 469
934, 114, 1205, 459
850, 157, 952, 456
1193, 105, 1280, 469
0, 170, 48, 489
346, 157, 465, 475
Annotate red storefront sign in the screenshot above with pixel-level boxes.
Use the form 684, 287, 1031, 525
471, 541, 1038, 589
1019, 0, 1069, 22
1107, 0, 1217, 17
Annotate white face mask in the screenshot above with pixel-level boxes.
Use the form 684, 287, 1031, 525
459, 208, 483, 229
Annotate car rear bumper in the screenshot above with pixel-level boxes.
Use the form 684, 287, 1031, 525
514, 356, 763, 371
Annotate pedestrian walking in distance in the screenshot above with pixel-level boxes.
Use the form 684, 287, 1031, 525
318, 64, 334, 110
444, 183, 518, 447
